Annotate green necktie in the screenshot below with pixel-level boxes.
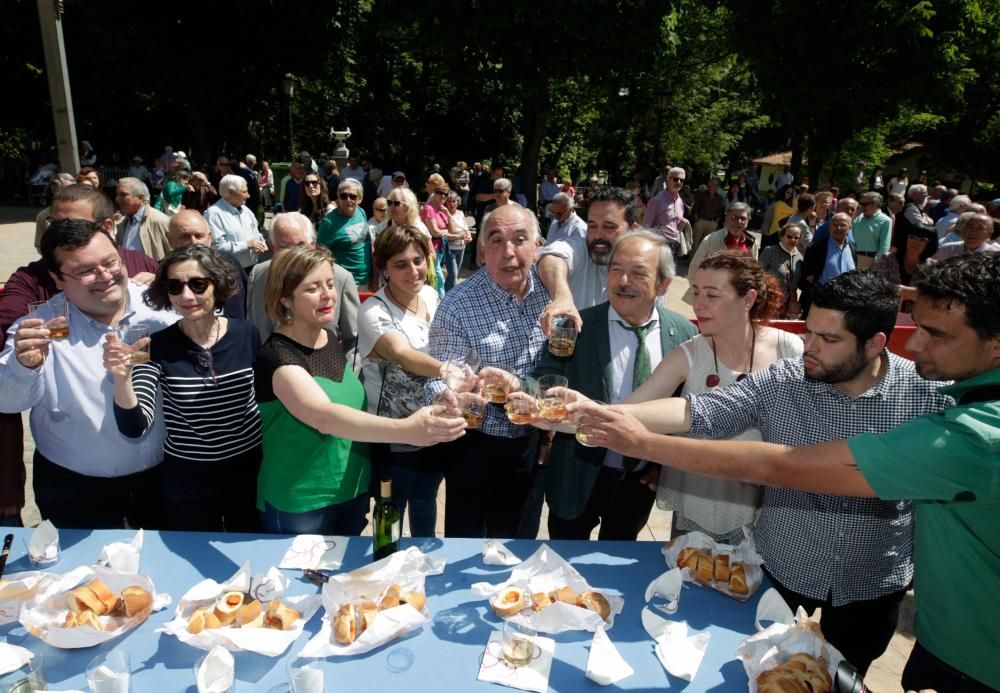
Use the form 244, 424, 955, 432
622, 322, 653, 472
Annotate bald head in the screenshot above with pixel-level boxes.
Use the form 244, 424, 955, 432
168, 210, 212, 248
271, 212, 316, 252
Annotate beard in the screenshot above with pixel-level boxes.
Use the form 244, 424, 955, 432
803, 348, 870, 384
588, 239, 612, 265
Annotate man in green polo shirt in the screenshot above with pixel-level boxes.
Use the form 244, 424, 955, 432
317, 178, 369, 286
581, 253, 999, 692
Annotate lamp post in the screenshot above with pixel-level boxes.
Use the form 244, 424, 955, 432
282, 73, 296, 161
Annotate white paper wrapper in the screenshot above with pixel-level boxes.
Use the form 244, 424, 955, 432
736, 606, 845, 692
754, 588, 795, 631
299, 546, 445, 657
28, 520, 59, 564
158, 562, 321, 656
0, 571, 51, 625
660, 527, 763, 601
586, 626, 634, 685
278, 535, 348, 571
196, 645, 234, 693
653, 620, 711, 682
641, 607, 672, 641
470, 544, 623, 633
644, 567, 682, 615
97, 529, 143, 574
18, 565, 170, 648
0, 642, 33, 676
477, 630, 555, 693
483, 540, 521, 566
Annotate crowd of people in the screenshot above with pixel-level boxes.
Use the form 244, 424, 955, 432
1, 148, 998, 691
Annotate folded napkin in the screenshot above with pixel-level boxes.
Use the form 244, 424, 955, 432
196, 645, 234, 693
653, 620, 711, 682
754, 587, 795, 631
88, 665, 130, 693
477, 630, 555, 693
0, 643, 33, 676
278, 535, 347, 571
483, 540, 521, 566
28, 520, 59, 564
644, 567, 682, 614
98, 529, 143, 573
289, 662, 324, 693
585, 626, 633, 685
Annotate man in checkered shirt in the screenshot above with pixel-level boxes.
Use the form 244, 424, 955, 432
581, 270, 953, 675
425, 204, 550, 539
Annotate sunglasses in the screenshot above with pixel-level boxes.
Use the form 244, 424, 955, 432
166, 277, 213, 295
339, 192, 359, 201
374, 206, 388, 213
386, 200, 404, 208
195, 349, 218, 387
435, 189, 449, 196
669, 176, 685, 182
305, 179, 321, 186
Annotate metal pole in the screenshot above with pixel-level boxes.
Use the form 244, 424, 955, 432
37, 0, 79, 173
287, 100, 294, 161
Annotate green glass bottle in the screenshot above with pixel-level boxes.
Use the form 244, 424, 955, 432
373, 479, 400, 561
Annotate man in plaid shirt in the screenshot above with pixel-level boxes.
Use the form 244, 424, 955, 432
426, 205, 550, 538
581, 270, 952, 675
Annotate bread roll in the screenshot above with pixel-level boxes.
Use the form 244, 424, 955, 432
361, 601, 378, 631
89, 580, 118, 614
78, 610, 103, 631
121, 586, 152, 617
713, 554, 731, 583
676, 547, 699, 570
186, 608, 221, 634
266, 599, 301, 630
400, 591, 426, 612
728, 564, 749, 594
384, 584, 402, 599
239, 599, 262, 627
64, 611, 79, 628
491, 586, 529, 618
550, 586, 577, 605
214, 591, 244, 625
334, 604, 357, 644
67, 584, 104, 614
756, 668, 811, 693
695, 553, 714, 583
576, 591, 611, 621
530, 592, 553, 612
379, 595, 400, 610
784, 653, 832, 692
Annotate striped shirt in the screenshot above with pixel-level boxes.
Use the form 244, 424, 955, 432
114, 319, 262, 462
686, 352, 954, 605
425, 266, 550, 438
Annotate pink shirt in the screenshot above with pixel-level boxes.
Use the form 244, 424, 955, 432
644, 189, 686, 243
421, 203, 450, 249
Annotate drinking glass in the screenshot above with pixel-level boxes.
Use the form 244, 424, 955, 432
86, 650, 130, 693
504, 391, 539, 425
23, 536, 59, 568
27, 299, 70, 341
0, 653, 46, 693
500, 619, 538, 668
457, 391, 486, 429
287, 657, 325, 693
574, 399, 607, 447
548, 316, 577, 357
441, 347, 480, 391
536, 375, 569, 423
117, 325, 151, 366
482, 368, 513, 404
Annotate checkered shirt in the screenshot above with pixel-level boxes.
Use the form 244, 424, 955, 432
426, 266, 550, 438
687, 352, 954, 605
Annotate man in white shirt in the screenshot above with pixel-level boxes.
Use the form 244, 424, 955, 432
205, 174, 267, 270
545, 193, 587, 243
775, 165, 794, 189
341, 155, 366, 183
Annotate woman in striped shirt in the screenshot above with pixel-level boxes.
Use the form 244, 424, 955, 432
104, 244, 263, 532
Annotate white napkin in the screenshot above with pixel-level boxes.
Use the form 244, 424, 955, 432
0, 643, 33, 676
289, 662, 324, 693
250, 566, 289, 604
88, 664, 130, 693
755, 588, 795, 631
644, 567, 682, 614
653, 620, 711, 682
279, 535, 348, 571
477, 630, 555, 693
196, 645, 234, 693
585, 626, 633, 685
28, 520, 59, 564
98, 529, 143, 573
483, 540, 521, 566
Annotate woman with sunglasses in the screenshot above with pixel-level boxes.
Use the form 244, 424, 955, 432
628, 251, 802, 543
254, 246, 466, 535
421, 173, 453, 296
761, 183, 797, 247
386, 187, 439, 292
298, 173, 334, 227
103, 244, 263, 532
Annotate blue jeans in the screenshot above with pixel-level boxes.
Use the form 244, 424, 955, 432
260, 494, 369, 535
445, 246, 465, 291
382, 447, 444, 537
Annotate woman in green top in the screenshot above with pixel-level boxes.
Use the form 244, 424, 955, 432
157, 168, 190, 215
253, 246, 467, 534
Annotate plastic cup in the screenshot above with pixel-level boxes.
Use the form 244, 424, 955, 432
86, 650, 130, 693
23, 536, 59, 568
548, 317, 577, 357
28, 299, 70, 341
117, 325, 151, 366
500, 620, 538, 668
536, 375, 569, 423
0, 652, 46, 692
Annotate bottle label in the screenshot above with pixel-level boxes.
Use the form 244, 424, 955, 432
390, 522, 401, 543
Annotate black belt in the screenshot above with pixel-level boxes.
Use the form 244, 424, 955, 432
856, 251, 877, 257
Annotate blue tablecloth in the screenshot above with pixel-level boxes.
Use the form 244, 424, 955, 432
0, 529, 765, 691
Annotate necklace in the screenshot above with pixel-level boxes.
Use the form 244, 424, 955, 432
182, 315, 220, 350
706, 328, 756, 388
386, 284, 420, 316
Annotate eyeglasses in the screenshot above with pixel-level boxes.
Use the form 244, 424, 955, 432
374, 207, 388, 213
386, 200, 404, 208
339, 192, 359, 201
305, 179, 321, 186
669, 176, 685, 182
435, 190, 449, 196
62, 256, 122, 282
195, 349, 218, 387
729, 216, 749, 223
166, 277, 213, 295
